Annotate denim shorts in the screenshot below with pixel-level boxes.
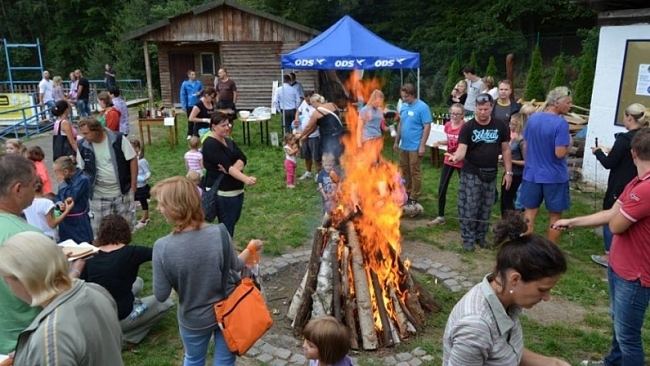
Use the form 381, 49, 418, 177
519, 180, 570, 212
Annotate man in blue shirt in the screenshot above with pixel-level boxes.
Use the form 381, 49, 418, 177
393, 83, 432, 205
275, 74, 302, 133
180, 70, 203, 140
520, 86, 573, 243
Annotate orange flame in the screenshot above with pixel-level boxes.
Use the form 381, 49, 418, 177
332, 71, 407, 333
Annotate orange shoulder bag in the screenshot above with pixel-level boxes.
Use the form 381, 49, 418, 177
214, 224, 273, 356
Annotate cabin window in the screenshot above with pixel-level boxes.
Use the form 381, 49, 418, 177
200, 53, 215, 75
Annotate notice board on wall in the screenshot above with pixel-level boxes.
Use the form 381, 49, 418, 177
615, 40, 650, 126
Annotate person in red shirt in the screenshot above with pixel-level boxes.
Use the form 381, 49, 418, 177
97, 91, 121, 132
552, 128, 650, 366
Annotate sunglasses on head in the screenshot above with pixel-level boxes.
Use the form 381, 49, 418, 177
475, 93, 493, 104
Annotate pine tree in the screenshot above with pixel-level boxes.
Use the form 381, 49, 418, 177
442, 58, 461, 101
549, 55, 566, 90
485, 56, 498, 79
469, 51, 480, 75
573, 44, 597, 108
523, 45, 545, 102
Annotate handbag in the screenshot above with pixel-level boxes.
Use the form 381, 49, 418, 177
52, 120, 76, 161
214, 224, 273, 356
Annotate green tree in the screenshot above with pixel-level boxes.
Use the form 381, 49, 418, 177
572, 29, 598, 108
485, 56, 498, 79
468, 51, 480, 75
442, 58, 461, 101
524, 45, 545, 102
549, 55, 566, 90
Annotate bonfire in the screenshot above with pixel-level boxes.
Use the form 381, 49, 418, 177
287, 74, 438, 350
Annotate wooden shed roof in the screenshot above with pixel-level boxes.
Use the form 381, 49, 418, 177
571, 0, 649, 12
123, 0, 320, 41
572, 0, 650, 25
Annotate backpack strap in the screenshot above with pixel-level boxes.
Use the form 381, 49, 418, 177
317, 106, 343, 126
219, 223, 234, 297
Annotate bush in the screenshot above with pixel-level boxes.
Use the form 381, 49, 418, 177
485, 56, 498, 80
524, 45, 545, 102
442, 58, 461, 101
549, 55, 566, 90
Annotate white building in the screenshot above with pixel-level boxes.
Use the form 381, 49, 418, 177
573, 0, 650, 186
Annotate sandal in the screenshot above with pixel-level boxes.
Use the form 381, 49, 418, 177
427, 217, 446, 226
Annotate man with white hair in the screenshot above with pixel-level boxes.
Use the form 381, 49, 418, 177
520, 86, 573, 243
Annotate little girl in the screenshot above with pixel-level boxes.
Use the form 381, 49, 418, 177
302, 316, 353, 366
132, 139, 152, 229
184, 136, 204, 175
53, 156, 93, 244
186, 170, 203, 197
23, 176, 74, 241
283, 133, 299, 188
4, 138, 25, 155
26, 145, 53, 194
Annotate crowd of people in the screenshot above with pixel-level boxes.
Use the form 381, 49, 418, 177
1, 61, 649, 366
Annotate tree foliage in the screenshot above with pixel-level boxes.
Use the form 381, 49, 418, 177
549, 55, 566, 90
468, 51, 480, 76
442, 58, 461, 102
0, 0, 596, 104
485, 56, 498, 80
524, 45, 545, 102
572, 29, 598, 108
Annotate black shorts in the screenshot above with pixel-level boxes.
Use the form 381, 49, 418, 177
134, 185, 151, 202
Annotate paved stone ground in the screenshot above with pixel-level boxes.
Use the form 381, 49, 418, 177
236, 250, 475, 365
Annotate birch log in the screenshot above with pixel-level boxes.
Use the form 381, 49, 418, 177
312, 231, 336, 318
370, 270, 393, 347
293, 228, 327, 336
389, 289, 412, 338
288, 271, 309, 321
347, 223, 378, 350
331, 236, 342, 322
340, 246, 359, 350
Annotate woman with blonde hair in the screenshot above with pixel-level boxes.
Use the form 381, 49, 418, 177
481, 76, 498, 100
500, 113, 527, 216
151, 176, 263, 366
447, 80, 468, 106
589, 103, 649, 267
357, 89, 386, 161
0, 231, 123, 365
300, 93, 345, 164
52, 76, 66, 102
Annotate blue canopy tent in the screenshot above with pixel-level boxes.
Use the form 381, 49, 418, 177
280, 15, 421, 96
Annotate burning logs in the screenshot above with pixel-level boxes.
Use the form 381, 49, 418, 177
287, 223, 438, 350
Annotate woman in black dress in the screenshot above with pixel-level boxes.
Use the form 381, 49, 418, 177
300, 93, 345, 164
188, 86, 216, 137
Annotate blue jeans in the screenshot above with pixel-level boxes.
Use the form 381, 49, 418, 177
179, 327, 235, 366
604, 267, 650, 366
603, 224, 613, 253
216, 192, 244, 238
77, 99, 91, 117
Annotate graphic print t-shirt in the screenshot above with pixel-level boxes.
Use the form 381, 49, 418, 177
458, 118, 510, 173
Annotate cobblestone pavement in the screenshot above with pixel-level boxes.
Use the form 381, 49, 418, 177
237, 250, 475, 365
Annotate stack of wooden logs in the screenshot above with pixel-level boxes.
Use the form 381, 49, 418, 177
517, 99, 590, 135
287, 222, 439, 350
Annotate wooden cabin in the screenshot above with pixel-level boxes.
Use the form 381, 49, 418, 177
123, 0, 320, 110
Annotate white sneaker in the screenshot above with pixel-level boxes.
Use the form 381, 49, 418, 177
134, 219, 149, 230
298, 171, 313, 180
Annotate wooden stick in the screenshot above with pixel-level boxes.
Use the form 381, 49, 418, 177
389, 289, 411, 338
347, 223, 378, 350
340, 246, 359, 349
370, 270, 393, 347
288, 271, 309, 321
312, 231, 337, 318
331, 236, 342, 322
293, 228, 327, 336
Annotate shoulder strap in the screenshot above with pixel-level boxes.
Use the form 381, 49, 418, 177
317, 106, 343, 126
55, 119, 62, 135
219, 223, 232, 295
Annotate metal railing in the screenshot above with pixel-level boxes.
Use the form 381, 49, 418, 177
0, 79, 145, 140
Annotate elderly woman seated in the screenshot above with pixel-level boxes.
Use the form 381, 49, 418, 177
81, 214, 174, 346
0, 232, 124, 365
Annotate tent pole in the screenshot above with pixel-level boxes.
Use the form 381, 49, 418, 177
281, 69, 285, 133
417, 68, 420, 99
400, 69, 403, 87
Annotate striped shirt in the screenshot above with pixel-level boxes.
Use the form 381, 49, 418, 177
443, 275, 524, 366
184, 150, 203, 174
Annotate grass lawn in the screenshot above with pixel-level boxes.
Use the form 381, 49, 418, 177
125, 115, 649, 366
